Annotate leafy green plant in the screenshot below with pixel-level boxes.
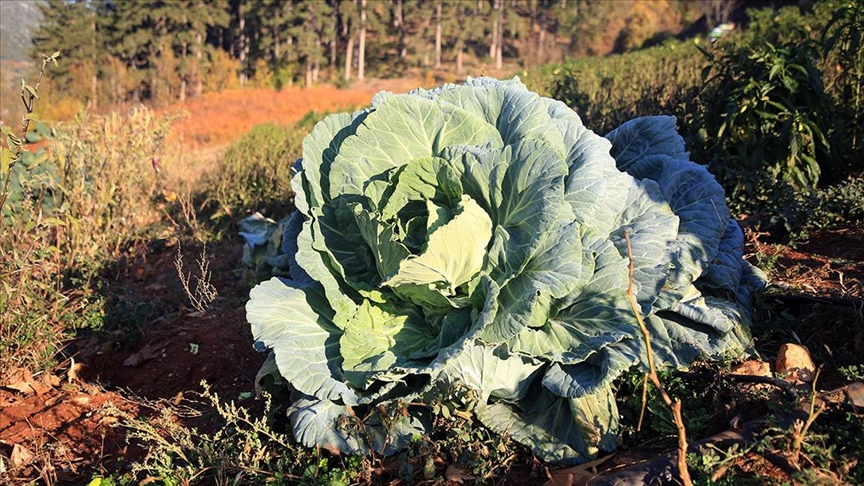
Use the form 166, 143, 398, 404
700, 36, 831, 194
247, 78, 765, 465
821, 0, 864, 174
204, 122, 303, 223
838, 364, 864, 382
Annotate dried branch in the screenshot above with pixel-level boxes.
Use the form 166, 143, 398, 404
174, 245, 218, 314
623, 230, 693, 486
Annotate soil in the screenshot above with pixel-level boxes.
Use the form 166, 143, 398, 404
2, 223, 860, 484
2, 83, 862, 484
747, 226, 864, 299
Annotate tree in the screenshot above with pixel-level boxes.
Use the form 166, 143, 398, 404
494, 0, 504, 70
31, 0, 106, 107
340, 0, 358, 81
358, 0, 367, 80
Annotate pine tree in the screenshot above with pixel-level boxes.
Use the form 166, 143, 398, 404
32, 0, 106, 106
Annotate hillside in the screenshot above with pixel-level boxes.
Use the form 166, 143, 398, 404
0, 0, 42, 61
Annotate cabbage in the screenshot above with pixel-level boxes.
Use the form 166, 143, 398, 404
246, 77, 765, 464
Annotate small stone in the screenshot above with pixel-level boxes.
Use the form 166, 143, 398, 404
846, 382, 864, 409
775, 343, 816, 383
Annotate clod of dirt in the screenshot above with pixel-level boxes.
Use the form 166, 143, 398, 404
445, 464, 473, 483
847, 382, 864, 409
730, 359, 774, 392
122, 341, 169, 367
775, 343, 816, 383
731, 359, 772, 377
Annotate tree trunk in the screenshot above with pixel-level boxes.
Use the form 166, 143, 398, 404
194, 30, 203, 97
180, 39, 188, 103
358, 0, 366, 80
91, 13, 98, 109
329, 16, 337, 69
345, 31, 354, 81
395, 0, 407, 62
538, 7, 547, 61
489, 0, 498, 59
305, 60, 312, 88
434, 1, 442, 68
495, 0, 504, 70
456, 48, 463, 75
238, 12, 247, 86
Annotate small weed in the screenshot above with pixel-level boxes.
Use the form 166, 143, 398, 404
175, 245, 218, 315
110, 381, 310, 485
688, 443, 761, 486
838, 364, 864, 382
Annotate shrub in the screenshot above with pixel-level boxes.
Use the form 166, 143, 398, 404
203, 122, 302, 224
545, 39, 704, 136
1, 106, 180, 371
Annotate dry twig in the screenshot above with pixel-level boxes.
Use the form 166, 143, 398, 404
623, 231, 693, 486
174, 246, 218, 314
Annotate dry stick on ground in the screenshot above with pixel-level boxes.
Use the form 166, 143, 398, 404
623, 231, 693, 486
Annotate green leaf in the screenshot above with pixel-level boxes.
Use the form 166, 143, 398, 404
328, 94, 502, 202
456, 139, 569, 283
339, 300, 433, 388
380, 156, 463, 221
382, 195, 492, 295
438, 339, 543, 403
477, 385, 618, 465
247, 278, 359, 405
289, 394, 429, 455
1, 148, 14, 175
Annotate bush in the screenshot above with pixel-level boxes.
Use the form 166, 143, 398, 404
1, 106, 180, 371
202, 122, 303, 224
698, 35, 831, 194
544, 39, 704, 136
540, 1, 862, 236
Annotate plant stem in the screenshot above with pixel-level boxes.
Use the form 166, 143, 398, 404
790, 367, 825, 466
0, 54, 54, 216
624, 231, 693, 486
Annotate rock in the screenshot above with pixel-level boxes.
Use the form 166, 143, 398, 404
775, 343, 816, 383
847, 382, 864, 409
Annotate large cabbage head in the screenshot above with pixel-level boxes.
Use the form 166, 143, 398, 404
247, 77, 765, 464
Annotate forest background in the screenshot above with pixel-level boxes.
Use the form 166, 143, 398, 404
2, 0, 760, 120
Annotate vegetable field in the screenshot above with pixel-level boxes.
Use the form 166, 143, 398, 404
2, 77, 862, 486
2, 2, 862, 483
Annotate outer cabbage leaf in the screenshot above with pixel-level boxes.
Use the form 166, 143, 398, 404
247, 278, 358, 404
477, 386, 618, 465
289, 393, 428, 455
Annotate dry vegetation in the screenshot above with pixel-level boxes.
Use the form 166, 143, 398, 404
1, 1, 862, 478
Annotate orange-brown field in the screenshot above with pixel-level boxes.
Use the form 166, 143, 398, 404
165, 79, 423, 149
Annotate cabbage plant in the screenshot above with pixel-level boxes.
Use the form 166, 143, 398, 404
247, 77, 764, 464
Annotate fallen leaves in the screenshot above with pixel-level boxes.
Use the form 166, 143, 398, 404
543, 454, 614, 486
2, 368, 60, 396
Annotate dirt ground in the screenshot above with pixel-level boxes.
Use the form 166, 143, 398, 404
2, 223, 860, 484
1, 79, 861, 483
